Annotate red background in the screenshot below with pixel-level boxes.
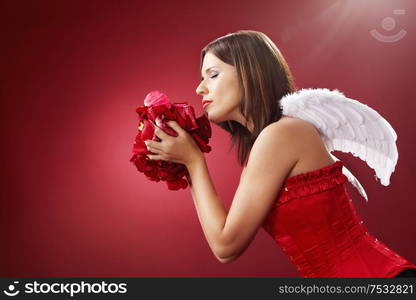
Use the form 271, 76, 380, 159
1, 0, 415, 277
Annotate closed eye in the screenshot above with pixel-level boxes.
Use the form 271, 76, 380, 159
200, 73, 218, 81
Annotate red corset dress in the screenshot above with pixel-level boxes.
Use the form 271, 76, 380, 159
261, 161, 416, 278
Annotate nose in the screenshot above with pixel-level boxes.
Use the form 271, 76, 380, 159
196, 80, 207, 96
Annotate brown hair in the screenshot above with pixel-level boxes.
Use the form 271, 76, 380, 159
199, 30, 297, 166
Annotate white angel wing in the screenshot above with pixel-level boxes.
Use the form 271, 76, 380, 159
280, 88, 398, 201
329, 153, 368, 202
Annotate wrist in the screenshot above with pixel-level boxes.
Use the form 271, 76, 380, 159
186, 152, 205, 170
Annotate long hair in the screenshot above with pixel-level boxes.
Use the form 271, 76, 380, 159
199, 30, 297, 166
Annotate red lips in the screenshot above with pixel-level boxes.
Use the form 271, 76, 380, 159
202, 100, 213, 109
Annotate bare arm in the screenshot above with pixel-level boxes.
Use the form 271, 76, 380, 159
186, 159, 233, 263
185, 122, 301, 263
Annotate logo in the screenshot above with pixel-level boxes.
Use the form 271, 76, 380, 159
370, 9, 407, 43
3, 281, 20, 297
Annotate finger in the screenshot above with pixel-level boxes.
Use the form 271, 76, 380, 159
146, 146, 161, 155
146, 142, 163, 155
144, 140, 163, 151
149, 120, 170, 140
147, 154, 165, 161
166, 120, 185, 136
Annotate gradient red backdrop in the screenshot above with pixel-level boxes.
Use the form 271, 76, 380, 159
1, 0, 415, 277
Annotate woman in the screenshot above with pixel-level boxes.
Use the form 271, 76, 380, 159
143, 30, 416, 277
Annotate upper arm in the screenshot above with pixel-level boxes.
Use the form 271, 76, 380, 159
217, 122, 302, 261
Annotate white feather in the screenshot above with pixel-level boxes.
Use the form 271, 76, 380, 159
329, 154, 368, 202
280, 88, 398, 201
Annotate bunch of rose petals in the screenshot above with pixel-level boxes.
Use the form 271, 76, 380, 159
130, 90, 212, 190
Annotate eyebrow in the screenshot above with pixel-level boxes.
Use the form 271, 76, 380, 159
200, 66, 218, 80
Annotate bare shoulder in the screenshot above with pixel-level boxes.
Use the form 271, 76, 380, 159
258, 116, 320, 149
261, 116, 335, 177
243, 117, 308, 168
245, 116, 317, 168
267, 116, 319, 135
241, 116, 335, 179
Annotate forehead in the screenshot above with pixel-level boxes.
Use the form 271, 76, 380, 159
201, 52, 223, 72
203, 52, 221, 64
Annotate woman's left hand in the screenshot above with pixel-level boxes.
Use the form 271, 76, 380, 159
144, 120, 203, 166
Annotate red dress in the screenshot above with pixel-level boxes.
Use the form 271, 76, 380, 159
261, 161, 416, 278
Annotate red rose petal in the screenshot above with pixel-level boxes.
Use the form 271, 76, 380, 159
131, 91, 212, 191
144, 90, 170, 107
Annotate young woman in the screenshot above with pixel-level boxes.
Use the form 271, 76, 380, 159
143, 30, 416, 278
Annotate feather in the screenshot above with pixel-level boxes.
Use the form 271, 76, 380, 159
280, 88, 398, 201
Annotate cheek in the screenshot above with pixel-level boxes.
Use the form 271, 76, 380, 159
206, 78, 241, 122
220, 85, 240, 112
207, 95, 240, 123
216, 78, 240, 105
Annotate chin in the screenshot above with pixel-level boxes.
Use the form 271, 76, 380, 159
205, 111, 226, 124
205, 106, 236, 124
